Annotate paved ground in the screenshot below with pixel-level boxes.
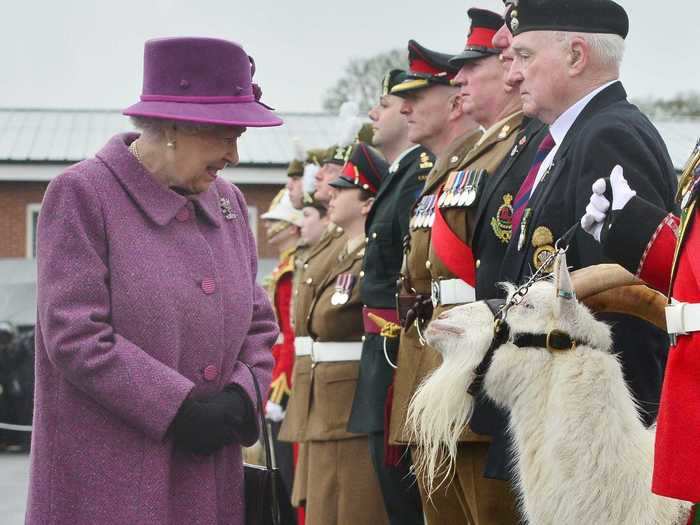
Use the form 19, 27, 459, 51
0, 452, 30, 524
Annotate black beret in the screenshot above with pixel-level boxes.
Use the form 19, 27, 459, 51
505, 0, 629, 39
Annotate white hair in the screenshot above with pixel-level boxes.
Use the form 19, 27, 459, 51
129, 116, 224, 137
555, 31, 625, 71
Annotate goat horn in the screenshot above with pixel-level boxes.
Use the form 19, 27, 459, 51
571, 264, 667, 331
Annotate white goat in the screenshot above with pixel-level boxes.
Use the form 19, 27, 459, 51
407, 254, 691, 525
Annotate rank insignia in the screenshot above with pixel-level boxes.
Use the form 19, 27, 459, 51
331, 273, 356, 305
531, 226, 556, 273
491, 193, 514, 244
419, 152, 434, 170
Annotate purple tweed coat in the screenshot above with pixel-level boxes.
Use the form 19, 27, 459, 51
26, 133, 277, 525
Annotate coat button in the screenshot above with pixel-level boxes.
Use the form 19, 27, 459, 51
476, 259, 481, 268
201, 278, 216, 294
306, 277, 313, 284
176, 208, 190, 222
372, 232, 378, 239
203, 365, 218, 381
359, 271, 365, 278
425, 260, 432, 269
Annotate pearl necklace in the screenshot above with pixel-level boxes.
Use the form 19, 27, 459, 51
129, 140, 143, 165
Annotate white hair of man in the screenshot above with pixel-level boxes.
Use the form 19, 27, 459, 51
555, 31, 625, 72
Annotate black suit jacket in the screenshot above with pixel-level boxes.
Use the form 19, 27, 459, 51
348, 145, 433, 433
475, 82, 677, 479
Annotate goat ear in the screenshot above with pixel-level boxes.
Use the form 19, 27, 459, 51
554, 251, 577, 320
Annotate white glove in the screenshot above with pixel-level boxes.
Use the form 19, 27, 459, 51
265, 400, 285, 422
580, 165, 636, 242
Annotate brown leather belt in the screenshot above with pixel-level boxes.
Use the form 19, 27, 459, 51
362, 307, 400, 334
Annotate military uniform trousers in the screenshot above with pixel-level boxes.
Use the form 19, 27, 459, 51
414, 442, 520, 525
293, 360, 388, 525
278, 355, 312, 506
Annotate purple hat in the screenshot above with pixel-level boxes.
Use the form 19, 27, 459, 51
123, 37, 283, 127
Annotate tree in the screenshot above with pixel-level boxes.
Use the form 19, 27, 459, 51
322, 49, 407, 113
633, 91, 700, 119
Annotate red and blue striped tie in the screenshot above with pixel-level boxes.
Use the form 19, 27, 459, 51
511, 132, 555, 237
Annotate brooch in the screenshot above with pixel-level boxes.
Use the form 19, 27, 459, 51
219, 198, 236, 220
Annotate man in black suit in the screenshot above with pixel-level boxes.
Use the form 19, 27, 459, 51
347, 69, 433, 525
470, 0, 678, 481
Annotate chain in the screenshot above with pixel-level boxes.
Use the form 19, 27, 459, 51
498, 246, 566, 324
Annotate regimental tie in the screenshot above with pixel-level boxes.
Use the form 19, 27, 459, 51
510, 131, 556, 238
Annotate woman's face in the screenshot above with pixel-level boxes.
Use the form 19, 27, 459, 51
328, 187, 365, 229
301, 207, 328, 245
168, 125, 246, 193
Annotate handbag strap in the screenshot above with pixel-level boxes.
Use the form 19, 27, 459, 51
243, 362, 273, 470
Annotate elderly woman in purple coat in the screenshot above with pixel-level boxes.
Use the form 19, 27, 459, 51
26, 37, 281, 525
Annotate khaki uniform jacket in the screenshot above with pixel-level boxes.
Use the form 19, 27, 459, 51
391, 115, 525, 444
303, 238, 366, 441
389, 130, 481, 444
279, 225, 346, 442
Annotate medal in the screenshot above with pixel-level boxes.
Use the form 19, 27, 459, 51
439, 172, 456, 208
448, 171, 465, 207
331, 273, 355, 305
531, 226, 556, 273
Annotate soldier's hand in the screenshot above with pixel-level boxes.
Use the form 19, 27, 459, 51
265, 400, 285, 422
581, 165, 636, 242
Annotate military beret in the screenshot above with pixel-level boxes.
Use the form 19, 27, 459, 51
391, 40, 459, 96
450, 8, 503, 66
329, 143, 388, 195
357, 122, 374, 145
381, 69, 408, 97
305, 148, 326, 166
302, 190, 329, 215
320, 144, 350, 166
504, 0, 629, 39
287, 159, 304, 178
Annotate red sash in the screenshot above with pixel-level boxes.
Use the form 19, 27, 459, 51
431, 188, 476, 286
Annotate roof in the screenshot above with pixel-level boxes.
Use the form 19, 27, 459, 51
0, 108, 346, 166
0, 108, 697, 170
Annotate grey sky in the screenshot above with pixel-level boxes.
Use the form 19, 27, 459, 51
1, 0, 697, 113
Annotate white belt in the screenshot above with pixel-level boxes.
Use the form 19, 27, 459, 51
295, 336, 313, 356
431, 278, 475, 307
665, 302, 700, 335
311, 342, 363, 362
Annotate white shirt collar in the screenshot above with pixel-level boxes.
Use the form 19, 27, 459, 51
549, 80, 617, 146
389, 144, 420, 174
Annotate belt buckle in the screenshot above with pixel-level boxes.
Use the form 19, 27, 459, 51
431, 280, 441, 308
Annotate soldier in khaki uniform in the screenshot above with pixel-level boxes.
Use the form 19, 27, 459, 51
389, 19, 526, 523
397, 9, 523, 525
292, 143, 390, 525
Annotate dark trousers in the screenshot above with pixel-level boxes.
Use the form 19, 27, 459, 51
368, 431, 424, 525
270, 420, 295, 498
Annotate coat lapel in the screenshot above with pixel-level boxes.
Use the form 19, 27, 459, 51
502, 82, 628, 280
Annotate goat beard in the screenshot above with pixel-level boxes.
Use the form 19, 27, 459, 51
406, 334, 491, 496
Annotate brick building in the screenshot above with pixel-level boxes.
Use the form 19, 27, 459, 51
0, 108, 344, 263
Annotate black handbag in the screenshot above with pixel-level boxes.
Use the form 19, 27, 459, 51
243, 363, 296, 525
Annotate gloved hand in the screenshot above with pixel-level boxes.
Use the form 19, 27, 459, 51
265, 400, 285, 422
580, 165, 636, 241
171, 385, 253, 455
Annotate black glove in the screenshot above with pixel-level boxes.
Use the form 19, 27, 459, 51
171, 385, 254, 455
